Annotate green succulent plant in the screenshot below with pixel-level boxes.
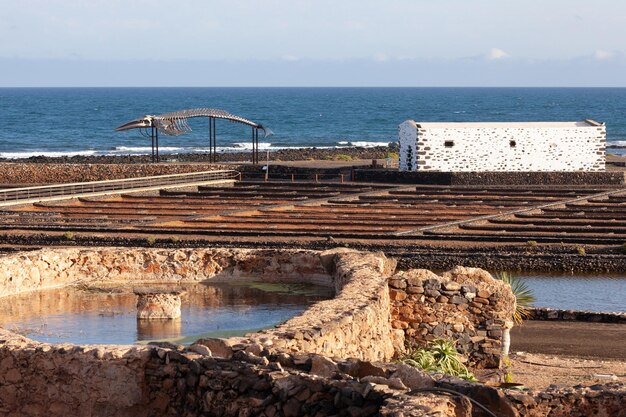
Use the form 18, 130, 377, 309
399, 339, 476, 381
496, 272, 536, 325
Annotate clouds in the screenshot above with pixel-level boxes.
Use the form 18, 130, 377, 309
487, 48, 510, 61
0, 0, 625, 85
1, 0, 625, 63
594, 50, 615, 61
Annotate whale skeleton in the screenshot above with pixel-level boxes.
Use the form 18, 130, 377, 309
115, 108, 271, 163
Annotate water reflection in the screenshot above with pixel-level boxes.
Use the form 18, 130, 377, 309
136, 318, 182, 340
0, 281, 333, 345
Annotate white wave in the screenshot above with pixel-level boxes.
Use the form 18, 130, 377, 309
607, 140, 626, 147
232, 142, 273, 150
0, 141, 392, 159
347, 141, 390, 148
0, 150, 98, 159
113, 146, 185, 152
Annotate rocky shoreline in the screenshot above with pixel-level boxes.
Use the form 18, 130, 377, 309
0, 146, 394, 165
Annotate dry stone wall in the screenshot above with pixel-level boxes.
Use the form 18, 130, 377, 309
0, 247, 396, 362
436, 378, 626, 417
0, 247, 333, 298
0, 162, 230, 185
0, 327, 437, 417
388, 266, 516, 368
250, 250, 397, 361
0, 247, 622, 416
529, 307, 626, 324
2, 327, 622, 417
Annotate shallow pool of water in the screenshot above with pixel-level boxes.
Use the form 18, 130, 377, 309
0, 281, 333, 345
516, 273, 625, 313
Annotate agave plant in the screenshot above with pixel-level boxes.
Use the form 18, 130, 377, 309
399, 339, 476, 381
496, 272, 536, 358
496, 272, 536, 325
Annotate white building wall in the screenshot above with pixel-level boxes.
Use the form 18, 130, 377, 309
399, 120, 418, 171
399, 120, 606, 172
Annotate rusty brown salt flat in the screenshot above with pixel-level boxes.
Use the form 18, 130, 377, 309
0, 182, 624, 246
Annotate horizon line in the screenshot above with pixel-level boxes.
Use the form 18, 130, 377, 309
2, 85, 626, 89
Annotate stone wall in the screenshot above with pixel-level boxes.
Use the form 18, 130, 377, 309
0, 247, 396, 362
436, 378, 626, 417
0, 247, 621, 416
0, 331, 152, 417
529, 307, 626, 324
399, 120, 606, 172
353, 169, 625, 185
388, 266, 516, 368
0, 247, 333, 298
1, 327, 622, 417
249, 250, 397, 361
0, 162, 230, 185
0, 326, 439, 417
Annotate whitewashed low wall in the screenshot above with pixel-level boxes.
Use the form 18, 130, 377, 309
399, 120, 606, 172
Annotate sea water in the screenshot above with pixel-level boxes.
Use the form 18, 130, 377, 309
1, 87, 625, 158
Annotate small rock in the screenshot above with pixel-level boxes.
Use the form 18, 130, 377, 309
388, 278, 407, 289
406, 286, 424, 294
195, 338, 233, 359
282, 397, 301, 417
361, 376, 407, 391
453, 324, 465, 332
389, 289, 408, 301
442, 281, 461, 291
450, 295, 468, 305
310, 355, 338, 378
391, 363, 435, 389
477, 290, 491, 298
188, 344, 212, 356
424, 289, 440, 298
245, 343, 264, 356
269, 361, 284, 372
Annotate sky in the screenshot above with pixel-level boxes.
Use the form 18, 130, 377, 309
1, 0, 625, 87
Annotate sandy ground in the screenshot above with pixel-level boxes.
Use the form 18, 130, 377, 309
506, 352, 626, 389
495, 321, 626, 389
511, 321, 625, 361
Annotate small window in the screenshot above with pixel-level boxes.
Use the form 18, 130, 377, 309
510, 140, 516, 148
444, 140, 454, 148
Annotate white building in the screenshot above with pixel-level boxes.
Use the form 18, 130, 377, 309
398, 120, 606, 172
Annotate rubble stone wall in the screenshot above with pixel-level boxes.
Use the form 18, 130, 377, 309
250, 250, 397, 361
0, 247, 333, 298
529, 307, 626, 324
0, 327, 445, 417
0, 162, 230, 185
0, 248, 621, 416
436, 379, 626, 417
388, 266, 516, 368
1, 327, 622, 417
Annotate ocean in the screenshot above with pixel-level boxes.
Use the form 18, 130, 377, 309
1, 87, 626, 158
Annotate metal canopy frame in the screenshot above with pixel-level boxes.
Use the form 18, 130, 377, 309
115, 108, 270, 164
